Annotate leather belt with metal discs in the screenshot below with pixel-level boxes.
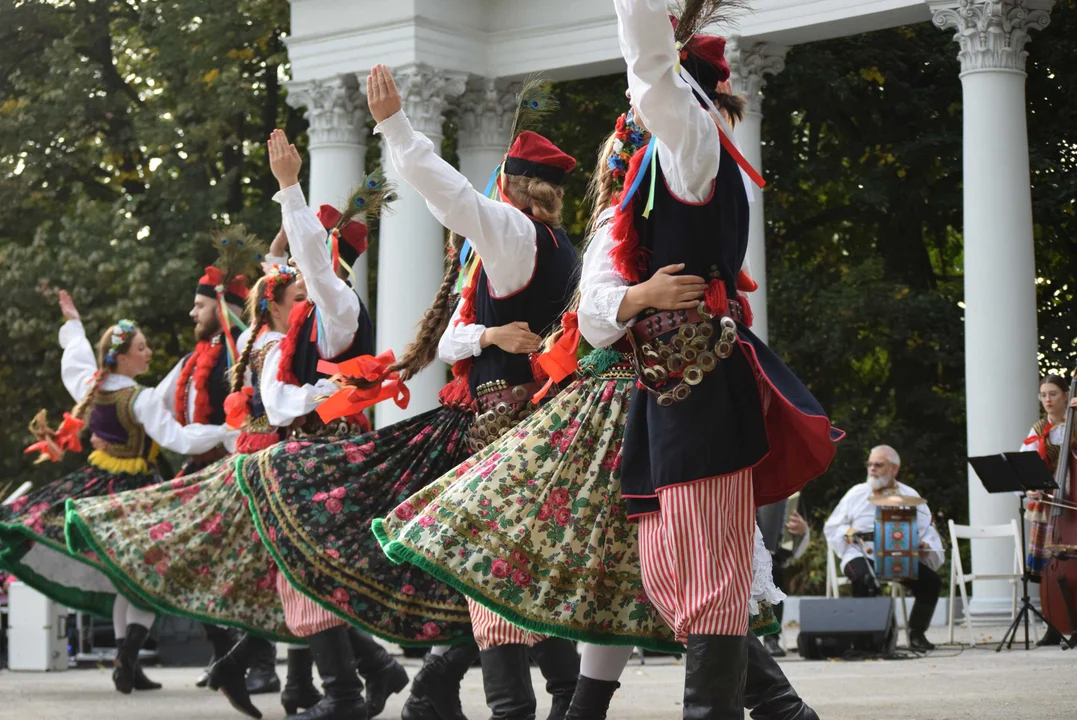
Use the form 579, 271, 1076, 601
467, 380, 544, 452
628, 301, 740, 407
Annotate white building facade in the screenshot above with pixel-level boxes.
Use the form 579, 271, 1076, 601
284, 0, 1053, 622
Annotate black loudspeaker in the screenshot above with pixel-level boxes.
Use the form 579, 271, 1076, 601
796, 597, 897, 659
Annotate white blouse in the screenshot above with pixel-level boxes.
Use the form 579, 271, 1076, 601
59, 320, 238, 456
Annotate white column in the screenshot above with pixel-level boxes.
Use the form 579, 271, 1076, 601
456, 79, 519, 190
930, 0, 1053, 623
374, 64, 468, 427
728, 38, 786, 345
287, 76, 371, 304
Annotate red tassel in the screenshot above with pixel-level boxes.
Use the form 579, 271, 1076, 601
703, 279, 729, 317
438, 376, 475, 411
609, 149, 652, 284
277, 300, 315, 385
738, 293, 754, 329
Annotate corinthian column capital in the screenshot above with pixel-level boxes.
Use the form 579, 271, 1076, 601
457, 78, 521, 152
286, 76, 368, 148
726, 38, 788, 116
929, 0, 1053, 74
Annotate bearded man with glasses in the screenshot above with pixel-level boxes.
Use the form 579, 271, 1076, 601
823, 445, 945, 651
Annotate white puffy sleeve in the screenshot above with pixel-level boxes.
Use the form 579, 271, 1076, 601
578, 215, 632, 349
259, 341, 338, 428
59, 320, 100, 403
132, 391, 238, 456
437, 301, 487, 365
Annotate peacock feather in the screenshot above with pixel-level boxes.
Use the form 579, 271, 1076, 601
338, 170, 397, 230
211, 224, 267, 284
507, 76, 559, 144
672, 0, 749, 44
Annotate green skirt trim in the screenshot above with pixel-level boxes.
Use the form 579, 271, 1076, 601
63, 499, 298, 643
374, 518, 685, 654
234, 456, 471, 648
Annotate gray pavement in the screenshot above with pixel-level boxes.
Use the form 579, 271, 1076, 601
1, 626, 1075, 719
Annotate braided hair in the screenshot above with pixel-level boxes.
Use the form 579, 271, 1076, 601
230, 270, 297, 393
70, 323, 139, 421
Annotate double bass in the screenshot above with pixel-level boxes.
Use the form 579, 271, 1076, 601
1040, 367, 1077, 642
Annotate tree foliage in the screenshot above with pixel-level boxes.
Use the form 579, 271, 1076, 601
0, 0, 304, 487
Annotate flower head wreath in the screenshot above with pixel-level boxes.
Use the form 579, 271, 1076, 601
609, 111, 650, 195
259, 265, 299, 314
105, 319, 139, 367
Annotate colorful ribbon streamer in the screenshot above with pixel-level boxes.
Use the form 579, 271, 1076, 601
316, 351, 410, 422
531, 312, 582, 404
24, 413, 85, 463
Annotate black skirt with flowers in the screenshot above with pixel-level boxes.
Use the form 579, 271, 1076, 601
235, 406, 476, 647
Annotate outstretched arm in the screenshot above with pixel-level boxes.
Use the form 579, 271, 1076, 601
268, 129, 360, 358
57, 291, 98, 402
368, 64, 537, 296
613, 0, 721, 201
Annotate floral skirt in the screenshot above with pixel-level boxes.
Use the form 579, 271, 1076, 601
235, 406, 475, 647
64, 457, 293, 640
375, 369, 783, 654
0, 462, 162, 618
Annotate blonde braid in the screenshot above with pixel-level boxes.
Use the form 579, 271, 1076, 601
231, 313, 267, 393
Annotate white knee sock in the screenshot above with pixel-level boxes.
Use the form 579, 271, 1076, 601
113, 597, 129, 639
579, 644, 633, 682
429, 645, 450, 657
126, 604, 157, 631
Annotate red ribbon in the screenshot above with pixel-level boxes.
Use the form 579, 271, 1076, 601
24, 413, 85, 463
224, 387, 254, 429
737, 270, 758, 293
1026, 422, 1052, 464
717, 128, 766, 189
531, 313, 581, 404
316, 351, 410, 422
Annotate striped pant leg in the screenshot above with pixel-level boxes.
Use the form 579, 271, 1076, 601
277, 571, 346, 637
638, 469, 756, 642
467, 598, 545, 650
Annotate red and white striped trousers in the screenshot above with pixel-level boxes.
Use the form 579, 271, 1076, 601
638, 469, 755, 643
277, 572, 345, 637
467, 598, 546, 650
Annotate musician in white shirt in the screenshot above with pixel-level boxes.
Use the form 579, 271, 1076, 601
824, 445, 944, 651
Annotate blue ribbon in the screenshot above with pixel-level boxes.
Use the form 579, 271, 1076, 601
619, 137, 656, 212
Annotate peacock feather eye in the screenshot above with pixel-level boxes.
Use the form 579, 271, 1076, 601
366, 178, 378, 189
236, 240, 245, 247
354, 197, 367, 207
221, 239, 230, 246
529, 99, 541, 110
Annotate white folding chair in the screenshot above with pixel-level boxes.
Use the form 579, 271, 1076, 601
827, 545, 911, 645
947, 519, 1022, 643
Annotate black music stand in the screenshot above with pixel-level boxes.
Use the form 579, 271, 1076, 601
969, 453, 1064, 651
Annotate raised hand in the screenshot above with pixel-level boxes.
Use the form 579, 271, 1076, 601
481, 322, 543, 355
58, 290, 80, 321
366, 64, 402, 124
268, 129, 303, 190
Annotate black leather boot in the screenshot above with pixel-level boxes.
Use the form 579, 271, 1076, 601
200, 624, 239, 688
285, 626, 367, 720
113, 625, 157, 694
480, 645, 537, 720
245, 636, 282, 694
400, 692, 443, 720
529, 639, 579, 720
348, 628, 408, 717
409, 644, 479, 720
683, 634, 748, 720
208, 633, 263, 719
744, 634, 818, 720
281, 647, 323, 715
564, 677, 620, 720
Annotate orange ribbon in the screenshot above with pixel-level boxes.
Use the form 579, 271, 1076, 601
737, 270, 758, 293
224, 387, 254, 429
531, 313, 581, 404
717, 125, 766, 189
316, 351, 410, 422
24, 413, 85, 463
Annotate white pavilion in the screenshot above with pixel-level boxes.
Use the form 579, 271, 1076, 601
283, 0, 1054, 625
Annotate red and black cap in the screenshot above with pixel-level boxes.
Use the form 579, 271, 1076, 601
197, 267, 249, 306
316, 205, 368, 268
671, 16, 730, 100
503, 131, 577, 186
